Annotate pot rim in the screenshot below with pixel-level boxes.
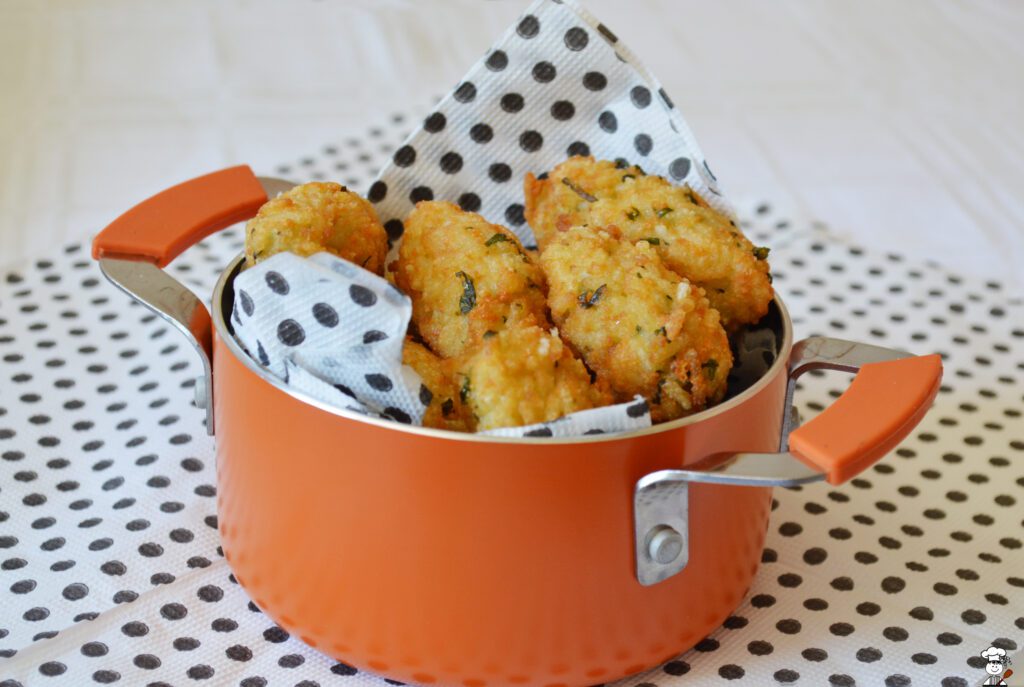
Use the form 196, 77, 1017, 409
212, 254, 794, 445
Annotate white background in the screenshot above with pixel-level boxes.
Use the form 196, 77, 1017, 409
1, 0, 1021, 289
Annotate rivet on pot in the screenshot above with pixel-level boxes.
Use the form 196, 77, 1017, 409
646, 525, 684, 565
193, 376, 208, 409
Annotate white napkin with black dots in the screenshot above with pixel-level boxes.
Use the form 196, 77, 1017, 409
368, 0, 733, 252
231, 251, 653, 436
232, 252, 427, 425
480, 394, 651, 437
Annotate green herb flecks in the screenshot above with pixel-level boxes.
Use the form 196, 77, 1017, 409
485, 233, 510, 247
459, 377, 471, 404
621, 173, 636, 182
642, 237, 661, 245
653, 378, 665, 405
483, 330, 497, 339
625, 207, 640, 221
702, 358, 719, 381
753, 246, 771, 261
561, 177, 597, 202
455, 271, 476, 315
578, 284, 607, 309
656, 207, 673, 218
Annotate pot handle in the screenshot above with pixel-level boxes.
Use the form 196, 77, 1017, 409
634, 337, 942, 585
783, 338, 942, 484
91, 166, 295, 434
92, 166, 270, 267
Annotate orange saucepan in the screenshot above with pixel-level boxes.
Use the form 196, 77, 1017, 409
92, 166, 942, 687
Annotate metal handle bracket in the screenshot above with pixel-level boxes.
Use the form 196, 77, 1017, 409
94, 175, 295, 436
634, 338, 925, 586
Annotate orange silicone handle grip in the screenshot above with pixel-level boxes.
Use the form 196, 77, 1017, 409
92, 166, 267, 267
788, 354, 942, 485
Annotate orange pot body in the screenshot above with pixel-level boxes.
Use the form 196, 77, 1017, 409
214, 324, 787, 687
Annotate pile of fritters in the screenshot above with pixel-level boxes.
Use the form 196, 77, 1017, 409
244, 181, 388, 274
525, 157, 772, 330
393, 201, 610, 430
244, 157, 774, 431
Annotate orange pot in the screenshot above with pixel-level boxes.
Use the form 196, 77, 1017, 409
93, 166, 942, 687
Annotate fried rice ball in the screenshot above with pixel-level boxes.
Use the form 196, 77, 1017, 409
393, 201, 549, 358
244, 181, 388, 274
539, 225, 733, 422
524, 156, 773, 329
401, 338, 472, 432
456, 323, 611, 431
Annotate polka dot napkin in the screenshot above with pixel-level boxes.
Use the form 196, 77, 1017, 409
232, 252, 429, 426
367, 0, 732, 249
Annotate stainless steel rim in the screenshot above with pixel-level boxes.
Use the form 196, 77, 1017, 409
212, 253, 795, 445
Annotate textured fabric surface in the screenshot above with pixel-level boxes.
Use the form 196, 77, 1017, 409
0, 110, 1021, 685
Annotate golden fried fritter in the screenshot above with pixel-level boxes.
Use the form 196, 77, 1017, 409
245, 182, 388, 274
401, 338, 472, 432
393, 201, 549, 358
524, 156, 772, 329
539, 225, 732, 422
456, 324, 611, 431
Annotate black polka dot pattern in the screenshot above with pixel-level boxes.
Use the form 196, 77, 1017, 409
2, 8, 1023, 687
230, 251, 437, 427
480, 394, 650, 439
485, 50, 508, 72
367, 0, 727, 250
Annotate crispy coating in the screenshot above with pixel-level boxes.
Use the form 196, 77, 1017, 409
245, 182, 388, 274
394, 201, 549, 358
524, 156, 773, 329
401, 338, 472, 432
539, 225, 732, 422
456, 324, 611, 431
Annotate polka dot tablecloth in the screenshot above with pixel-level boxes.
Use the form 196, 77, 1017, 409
2, 111, 1023, 687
